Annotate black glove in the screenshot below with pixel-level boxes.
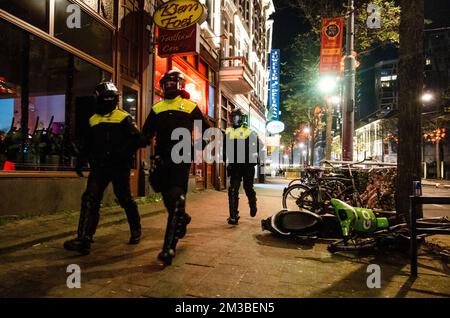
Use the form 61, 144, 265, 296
75, 160, 85, 178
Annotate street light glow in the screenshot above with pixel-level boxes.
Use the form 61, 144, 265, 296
422, 93, 433, 103
330, 95, 340, 105
318, 76, 338, 93
303, 127, 310, 134
299, 142, 305, 148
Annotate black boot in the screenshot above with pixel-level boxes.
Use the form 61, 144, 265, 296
228, 188, 240, 225
123, 199, 142, 245
64, 238, 91, 255
249, 196, 257, 217
129, 227, 142, 245
158, 213, 178, 266
64, 193, 99, 255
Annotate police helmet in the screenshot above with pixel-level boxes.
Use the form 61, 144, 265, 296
94, 82, 119, 115
159, 70, 186, 99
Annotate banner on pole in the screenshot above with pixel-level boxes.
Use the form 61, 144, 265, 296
319, 17, 344, 74
268, 49, 280, 121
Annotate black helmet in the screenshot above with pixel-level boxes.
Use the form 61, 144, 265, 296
159, 70, 186, 99
94, 82, 119, 115
231, 108, 245, 128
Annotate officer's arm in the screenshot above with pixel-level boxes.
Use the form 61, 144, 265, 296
122, 116, 148, 150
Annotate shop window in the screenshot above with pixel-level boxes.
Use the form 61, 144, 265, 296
81, 0, 114, 23
120, 0, 141, 79
0, 0, 48, 32
0, 19, 111, 171
54, 0, 113, 65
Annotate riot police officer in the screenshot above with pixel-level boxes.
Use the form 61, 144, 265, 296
224, 108, 262, 225
64, 82, 147, 255
142, 70, 210, 266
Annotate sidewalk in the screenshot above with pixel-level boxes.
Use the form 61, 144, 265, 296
422, 178, 450, 188
0, 187, 449, 298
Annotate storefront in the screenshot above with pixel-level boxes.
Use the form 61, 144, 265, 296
153, 45, 219, 190
0, 0, 153, 216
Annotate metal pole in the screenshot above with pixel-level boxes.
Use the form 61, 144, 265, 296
410, 195, 418, 277
342, 0, 356, 161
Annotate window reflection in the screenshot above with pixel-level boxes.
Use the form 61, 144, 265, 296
0, 19, 111, 171
54, 0, 113, 65
0, 0, 48, 31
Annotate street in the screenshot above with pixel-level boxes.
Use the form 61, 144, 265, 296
0, 178, 449, 298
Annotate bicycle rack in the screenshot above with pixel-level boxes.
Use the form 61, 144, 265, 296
409, 195, 450, 277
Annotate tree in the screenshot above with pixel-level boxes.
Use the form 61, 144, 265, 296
396, 0, 424, 219
279, 0, 400, 164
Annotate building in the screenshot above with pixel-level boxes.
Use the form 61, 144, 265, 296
0, 0, 157, 216
0, 0, 275, 216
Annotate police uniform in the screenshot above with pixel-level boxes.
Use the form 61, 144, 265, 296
224, 116, 262, 225
142, 71, 210, 266
64, 82, 146, 255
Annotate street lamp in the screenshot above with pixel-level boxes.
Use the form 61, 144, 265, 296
422, 92, 434, 103
318, 76, 338, 94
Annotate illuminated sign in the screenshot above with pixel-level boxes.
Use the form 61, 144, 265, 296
268, 49, 280, 121
266, 120, 285, 135
158, 24, 200, 57
153, 0, 207, 31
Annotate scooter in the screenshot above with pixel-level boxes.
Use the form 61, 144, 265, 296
261, 209, 342, 239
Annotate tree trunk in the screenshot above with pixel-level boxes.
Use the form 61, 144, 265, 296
325, 99, 333, 160
396, 0, 424, 219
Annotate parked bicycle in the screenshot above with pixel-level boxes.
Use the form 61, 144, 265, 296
282, 162, 362, 213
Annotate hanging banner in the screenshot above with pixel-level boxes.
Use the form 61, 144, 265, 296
268, 49, 280, 121
319, 17, 344, 74
157, 24, 200, 57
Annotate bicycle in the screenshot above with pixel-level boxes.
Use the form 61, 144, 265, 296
282, 163, 362, 213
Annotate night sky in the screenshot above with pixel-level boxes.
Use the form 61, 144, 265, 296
270, 0, 450, 65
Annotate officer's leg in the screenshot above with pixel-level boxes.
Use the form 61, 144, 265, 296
228, 165, 242, 224
64, 169, 109, 255
112, 168, 141, 244
158, 186, 190, 266
243, 165, 257, 217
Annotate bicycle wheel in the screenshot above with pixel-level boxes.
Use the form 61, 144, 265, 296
287, 178, 303, 188
328, 237, 377, 253
282, 184, 316, 211
336, 186, 362, 207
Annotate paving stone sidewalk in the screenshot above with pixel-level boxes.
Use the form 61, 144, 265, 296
0, 186, 449, 298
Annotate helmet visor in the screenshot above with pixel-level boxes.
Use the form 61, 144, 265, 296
232, 114, 241, 127
163, 80, 179, 91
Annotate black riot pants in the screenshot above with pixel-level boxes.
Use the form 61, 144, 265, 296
77, 166, 141, 241
158, 162, 192, 255
228, 164, 257, 220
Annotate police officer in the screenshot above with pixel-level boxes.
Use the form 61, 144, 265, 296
142, 70, 210, 266
224, 108, 262, 225
64, 82, 147, 255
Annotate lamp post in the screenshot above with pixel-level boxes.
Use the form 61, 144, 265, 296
342, 0, 356, 162
279, 145, 285, 170
303, 127, 311, 165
